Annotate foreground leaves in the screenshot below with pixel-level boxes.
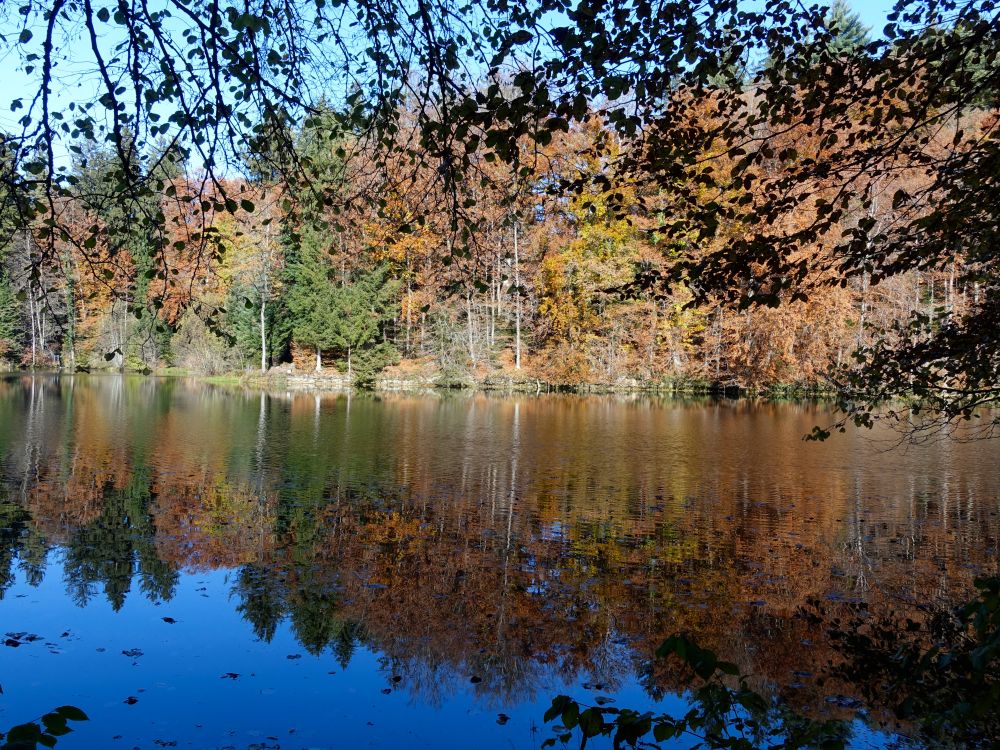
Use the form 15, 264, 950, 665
0, 706, 88, 750
544, 577, 1000, 749
543, 634, 844, 750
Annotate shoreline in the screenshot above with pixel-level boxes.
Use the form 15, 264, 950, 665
3, 366, 838, 401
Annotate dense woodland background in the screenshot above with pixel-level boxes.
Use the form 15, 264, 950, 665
0, 0, 996, 398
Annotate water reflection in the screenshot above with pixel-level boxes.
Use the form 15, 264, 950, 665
0, 375, 997, 740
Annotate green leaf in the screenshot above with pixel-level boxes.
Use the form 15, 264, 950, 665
561, 701, 579, 729
18, 29, 32, 44
716, 661, 740, 676
543, 695, 572, 724
578, 708, 603, 738
653, 721, 677, 741
508, 29, 532, 46
6, 722, 42, 742
40, 714, 68, 735
96, 6, 110, 22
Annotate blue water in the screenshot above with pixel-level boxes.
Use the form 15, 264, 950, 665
2, 377, 997, 748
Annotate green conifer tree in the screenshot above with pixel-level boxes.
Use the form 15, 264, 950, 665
825, 0, 870, 56
286, 228, 339, 371
331, 265, 400, 386
0, 272, 23, 363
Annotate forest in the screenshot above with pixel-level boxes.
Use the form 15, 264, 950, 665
1, 104, 897, 392
0, 0, 994, 405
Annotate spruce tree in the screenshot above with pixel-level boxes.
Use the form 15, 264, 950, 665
286, 228, 339, 371
0, 272, 22, 362
331, 265, 400, 386
825, 0, 870, 56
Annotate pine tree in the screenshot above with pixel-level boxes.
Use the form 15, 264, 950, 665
331, 265, 400, 386
0, 272, 23, 362
286, 228, 339, 371
824, 0, 870, 56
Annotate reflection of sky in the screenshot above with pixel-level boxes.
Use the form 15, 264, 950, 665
0, 555, 683, 750
0, 552, 894, 749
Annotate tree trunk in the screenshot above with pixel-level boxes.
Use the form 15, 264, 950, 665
405, 276, 413, 356
466, 293, 477, 366
259, 299, 267, 373
490, 253, 497, 348
28, 290, 36, 369
857, 269, 868, 347
513, 224, 521, 370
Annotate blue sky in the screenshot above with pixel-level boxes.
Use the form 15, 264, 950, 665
0, 0, 902, 162
854, 0, 899, 35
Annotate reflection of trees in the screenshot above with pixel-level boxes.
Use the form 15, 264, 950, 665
0, 378, 997, 719
0, 498, 33, 597
233, 564, 285, 643
62, 471, 177, 610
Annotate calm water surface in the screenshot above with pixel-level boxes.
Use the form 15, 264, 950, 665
0, 375, 997, 749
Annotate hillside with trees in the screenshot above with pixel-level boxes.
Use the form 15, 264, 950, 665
0, 0, 996, 429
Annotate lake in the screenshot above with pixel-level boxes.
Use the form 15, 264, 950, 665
0, 375, 997, 749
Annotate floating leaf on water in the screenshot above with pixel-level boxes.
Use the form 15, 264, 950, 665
122, 648, 144, 658
496, 714, 510, 725
124, 696, 139, 705
470, 675, 482, 684
162, 617, 177, 624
